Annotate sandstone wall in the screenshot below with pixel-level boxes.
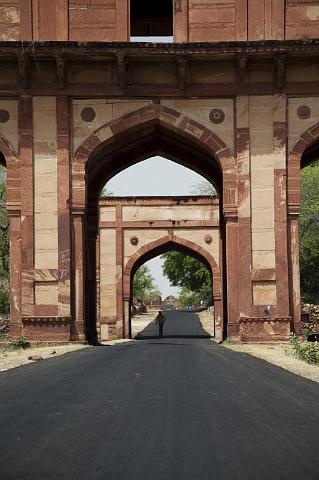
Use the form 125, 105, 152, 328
1, 1, 319, 42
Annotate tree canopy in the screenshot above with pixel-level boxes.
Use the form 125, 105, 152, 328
191, 180, 216, 196
161, 252, 212, 307
299, 161, 319, 303
133, 265, 161, 302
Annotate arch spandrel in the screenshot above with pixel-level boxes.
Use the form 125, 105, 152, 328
72, 104, 237, 213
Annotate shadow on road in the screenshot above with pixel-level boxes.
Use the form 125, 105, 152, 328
135, 309, 211, 339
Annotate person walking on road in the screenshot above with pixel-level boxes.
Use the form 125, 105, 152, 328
155, 311, 166, 337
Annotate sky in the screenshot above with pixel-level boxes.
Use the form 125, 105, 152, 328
105, 156, 209, 297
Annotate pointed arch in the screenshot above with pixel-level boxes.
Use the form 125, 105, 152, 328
72, 104, 236, 213
123, 234, 221, 300
288, 120, 319, 210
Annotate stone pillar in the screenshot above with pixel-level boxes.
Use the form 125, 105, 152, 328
19, 96, 34, 320
115, 204, 124, 336
236, 95, 253, 320
72, 213, 85, 340
8, 211, 21, 337
214, 295, 222, 342
288, 208, 302, 336
57, 96, 71, 318
274, 94, 290, 317
224, 210, 240, 341
96, 232, 101, 341
123, 298, 130, 339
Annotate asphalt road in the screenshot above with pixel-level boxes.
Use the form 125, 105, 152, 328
0, 312, 319, 480
136, 309, 211, 338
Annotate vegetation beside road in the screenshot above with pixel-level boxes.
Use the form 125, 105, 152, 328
289, 334, 319, 364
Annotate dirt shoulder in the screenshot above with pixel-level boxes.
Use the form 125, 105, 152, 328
223, 343, 319, 383
0, 344, 89, 372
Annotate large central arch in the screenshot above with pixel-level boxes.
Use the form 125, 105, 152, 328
72, 104, 237, 342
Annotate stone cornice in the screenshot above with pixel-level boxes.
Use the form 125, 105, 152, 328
0, 40, 318, 97
0, 39, 318, 57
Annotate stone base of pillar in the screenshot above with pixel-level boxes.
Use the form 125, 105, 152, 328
291, 320, 303, 337
8, 322, 23, 339
238, 317, 291, 342
70, 321, 85, 341
227, 321, 241, 341
22, 317, 71, 341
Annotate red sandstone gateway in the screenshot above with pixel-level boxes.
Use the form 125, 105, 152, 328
0, 0, 318, 343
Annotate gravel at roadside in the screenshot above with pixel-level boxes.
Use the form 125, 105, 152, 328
224, 343, 319, 383
0, 344, 89, 372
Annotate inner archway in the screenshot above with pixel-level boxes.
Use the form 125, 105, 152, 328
127, 239, 218, 339
72, 105, 233, 342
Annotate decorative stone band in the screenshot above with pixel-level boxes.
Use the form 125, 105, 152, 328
238, 317, 291, 323
22, 317, 71, 324
22, 317, 72, 341
238, 317, 291, 342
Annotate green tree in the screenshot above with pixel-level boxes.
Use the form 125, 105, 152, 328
100, 185, 114, 197
133, 265, 160, 302
299, 161, 319, 303
191, 180, 216, 196
161, 252, 212, 307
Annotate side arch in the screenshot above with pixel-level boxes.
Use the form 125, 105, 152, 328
0, 135, 20, 213
123, 234, 221, 300
288, 120, 319, 210
286, 120, 319, 337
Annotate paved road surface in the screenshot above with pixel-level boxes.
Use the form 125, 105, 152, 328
136, 310, 211, 338
1, 311, 319, 480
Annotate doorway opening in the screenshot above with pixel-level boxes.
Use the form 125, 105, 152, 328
130, 248, 215, 339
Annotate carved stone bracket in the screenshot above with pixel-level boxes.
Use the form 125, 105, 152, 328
236, 54, 248, 84
116, 53, 128, 89
177, 55, 188, 92
17, 53, 30, 89
274, 54, 286, 90
55, 55, 66, 89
